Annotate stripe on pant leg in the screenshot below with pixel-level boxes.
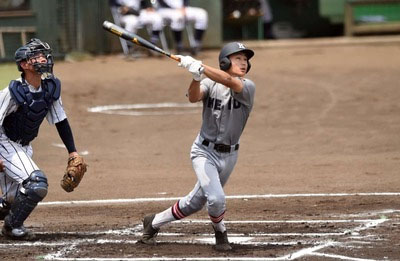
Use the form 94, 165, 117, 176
171, 200, 186, 220
209, 210, 225, 223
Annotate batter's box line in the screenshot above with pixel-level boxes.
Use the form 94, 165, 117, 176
1, 214, 390, 261
41, 240, 338, 261
38, 192, 400, 206
0, 216, 389, 244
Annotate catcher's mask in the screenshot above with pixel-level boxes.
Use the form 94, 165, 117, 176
219, 42, 254, 73
15, 38, 54, 75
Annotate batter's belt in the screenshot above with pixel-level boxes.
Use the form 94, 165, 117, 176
201, 138, 239, 153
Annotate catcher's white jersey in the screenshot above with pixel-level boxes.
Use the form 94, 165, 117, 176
0, 78, 66, 127
0, 78, 66, 203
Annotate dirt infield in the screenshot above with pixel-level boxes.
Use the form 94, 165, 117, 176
1, 37, 400, 260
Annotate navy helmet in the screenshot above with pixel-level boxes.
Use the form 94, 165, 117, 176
15, 38, 54, 74
219, 42, 254, 73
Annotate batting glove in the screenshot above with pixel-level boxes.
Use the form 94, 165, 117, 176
177, 55, 199, 69
188, 61, 204, 81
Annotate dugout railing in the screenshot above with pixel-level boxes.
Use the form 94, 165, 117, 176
344, 0, 400, 36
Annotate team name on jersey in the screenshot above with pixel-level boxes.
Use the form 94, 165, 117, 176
207, 96, 241, 110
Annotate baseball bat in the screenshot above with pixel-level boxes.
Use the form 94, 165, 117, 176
102, 20, 180, 62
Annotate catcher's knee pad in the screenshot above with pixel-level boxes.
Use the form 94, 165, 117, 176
21, 170, 48, 202
7, 171, 48, 228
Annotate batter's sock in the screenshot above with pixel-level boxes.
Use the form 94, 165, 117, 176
212, 220, 226, 233
152, 207, 177, 229
210, 211, 226, 232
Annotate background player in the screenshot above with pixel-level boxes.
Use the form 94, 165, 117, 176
156, 0, 208, 55
109, 0, 164, 49
139, 42, 255, 251
0, 38, 85, 240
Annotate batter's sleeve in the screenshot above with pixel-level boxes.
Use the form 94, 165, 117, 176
46, 96, 67, 125
232, 78, 255, 109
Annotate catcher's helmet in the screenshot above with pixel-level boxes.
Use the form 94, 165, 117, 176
219, 42, 254, 73
15, 38, 54, 74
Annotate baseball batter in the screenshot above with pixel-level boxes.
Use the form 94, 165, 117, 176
0, 38, 85, 240
139, 42, 255, 251
156, 0, 208, 55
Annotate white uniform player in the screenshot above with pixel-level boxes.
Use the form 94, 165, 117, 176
0, 39, 82, 240
156, 0, 208, 55
139, 42, 255, 251
110, 0, 164, 44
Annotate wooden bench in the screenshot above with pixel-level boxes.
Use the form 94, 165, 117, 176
345, 0, 400, 36
0, 26, 36, 58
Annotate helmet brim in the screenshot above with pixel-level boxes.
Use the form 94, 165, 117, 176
241, 49, 254, 60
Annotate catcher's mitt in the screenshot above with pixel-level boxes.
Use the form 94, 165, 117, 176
60, 155, 87, 192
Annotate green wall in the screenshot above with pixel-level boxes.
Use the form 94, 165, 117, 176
190, 0, 222, 48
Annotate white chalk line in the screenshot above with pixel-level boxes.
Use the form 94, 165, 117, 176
38, 192, 400, 206
5, 193, 398, 260
310, 252, 377, 261
2, 211, 392, 261
36, 195, 396, 259
87, 103, 202, 116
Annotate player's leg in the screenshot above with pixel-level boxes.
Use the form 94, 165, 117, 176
0, 175, 12, 220
190, 151, 237, 251
139, 10, 164, 45
158, 8, 185, 53
139, 181, 207, 245
120, 14, 140, 33
211, 151, 238, 251
184, 7, 208, 55
119, 14, 141, 55
139, 140, 210, 245
0, 142, 47, 240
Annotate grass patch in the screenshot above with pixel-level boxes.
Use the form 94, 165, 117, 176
0, 63, 20, 90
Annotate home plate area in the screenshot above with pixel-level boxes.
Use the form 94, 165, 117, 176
1, 207, 398, 260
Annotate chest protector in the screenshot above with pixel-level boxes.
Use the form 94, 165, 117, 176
3, 77, 61, 146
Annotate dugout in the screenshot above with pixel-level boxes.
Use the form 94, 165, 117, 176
1, 0, 400, 61
0, 0, 221, 61
320, 0, 400, 36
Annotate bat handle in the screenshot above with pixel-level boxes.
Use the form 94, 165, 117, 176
170, 54, 181, 62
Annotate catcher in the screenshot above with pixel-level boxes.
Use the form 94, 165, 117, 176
0, 38, 87, 240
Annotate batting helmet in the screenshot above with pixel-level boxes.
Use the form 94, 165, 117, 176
15, 38, 54, 74
219, 42, 254, 73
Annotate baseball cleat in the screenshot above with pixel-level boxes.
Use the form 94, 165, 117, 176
138, 214, 159, 245
2, 224, 35, 240
213, 230, 232, 251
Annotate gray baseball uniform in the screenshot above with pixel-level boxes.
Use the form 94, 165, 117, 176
171, 76, 255, 222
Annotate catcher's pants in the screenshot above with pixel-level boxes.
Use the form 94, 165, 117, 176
177, 134, 238, 218
0, 134, 40, 204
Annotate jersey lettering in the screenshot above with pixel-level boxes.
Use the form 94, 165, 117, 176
207, 96, 241, 110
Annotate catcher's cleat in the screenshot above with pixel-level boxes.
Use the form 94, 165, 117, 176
2, 222, 35, 241
138, 214, 159, 245
213, 230, 232, 251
